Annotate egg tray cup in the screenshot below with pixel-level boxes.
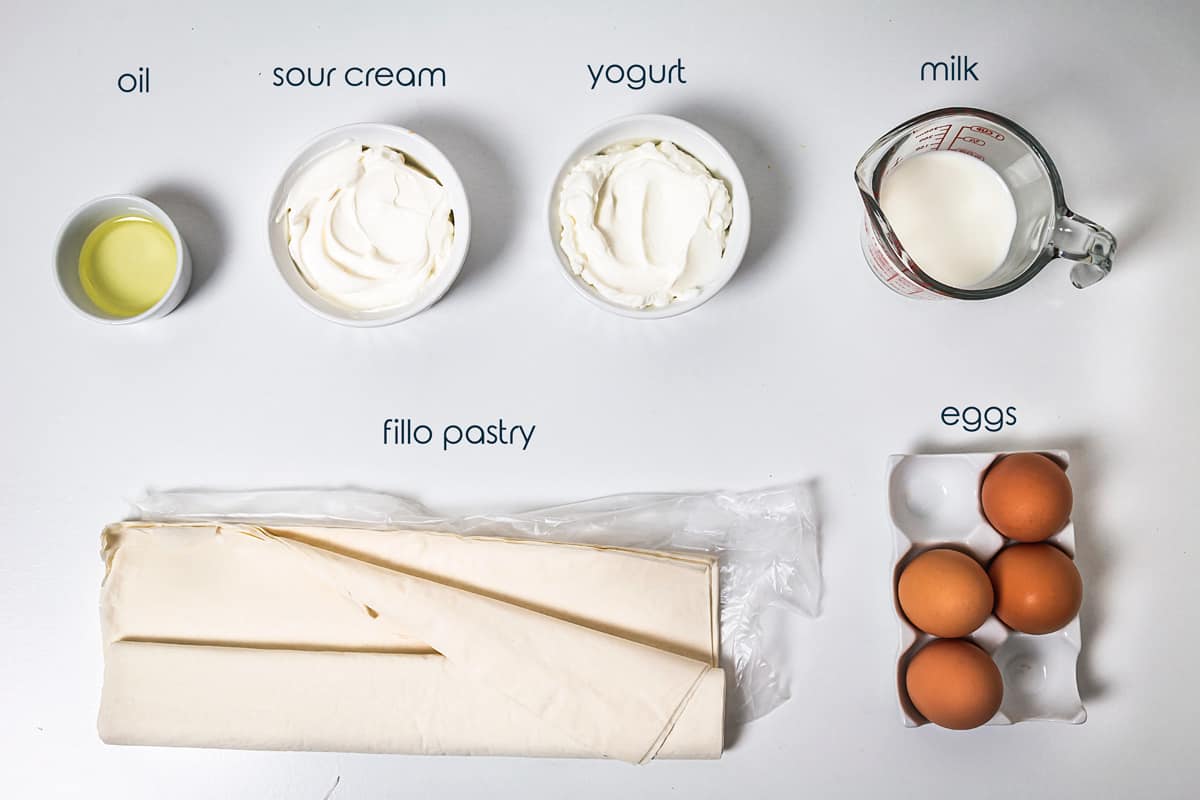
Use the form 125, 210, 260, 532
888, 451, 1086, 727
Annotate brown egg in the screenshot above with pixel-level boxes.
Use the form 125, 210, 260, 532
897, 548, 993, 637
989, 543, 1082, 634
981, 453, 1073, 541
905, 639, 1003, 730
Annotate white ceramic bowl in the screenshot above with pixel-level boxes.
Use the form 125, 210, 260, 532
268, 123, 471, 327
54, 194, 192, 324
548, 114, 751, 319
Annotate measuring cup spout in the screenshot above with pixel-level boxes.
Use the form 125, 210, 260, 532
1052, 210, 1117, 289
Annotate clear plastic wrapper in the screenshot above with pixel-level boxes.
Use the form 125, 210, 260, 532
129, 483, 820, 725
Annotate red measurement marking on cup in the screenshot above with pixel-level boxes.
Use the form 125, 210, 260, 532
947, 127, 993, 152
947, 126, 976, 150
864, 221, 928, 296
914, 123, 952, 152
966, 125, 1005, 141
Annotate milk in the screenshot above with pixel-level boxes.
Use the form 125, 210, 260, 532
878, 151, 1017, 289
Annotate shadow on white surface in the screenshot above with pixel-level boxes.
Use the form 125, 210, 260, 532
387, 112, 519, 300
140, 183, 227, 305
997, 67, 1184, 263
669, 103, 799, 290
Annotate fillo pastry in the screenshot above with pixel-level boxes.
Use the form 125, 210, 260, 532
98, 522, 725, 762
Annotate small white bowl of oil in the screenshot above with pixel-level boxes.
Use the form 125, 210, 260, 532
54, 194, 192, 324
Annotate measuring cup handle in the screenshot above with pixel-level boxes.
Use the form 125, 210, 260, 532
1053, 210, 1117, 289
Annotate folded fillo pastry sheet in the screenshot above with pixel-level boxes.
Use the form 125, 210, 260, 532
98, 522, 725, 762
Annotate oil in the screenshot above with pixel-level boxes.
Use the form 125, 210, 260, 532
78, 215, 176, 317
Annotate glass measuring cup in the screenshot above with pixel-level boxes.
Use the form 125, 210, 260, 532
855, 107, 1116, 300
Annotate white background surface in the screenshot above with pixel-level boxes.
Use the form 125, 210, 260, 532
3, 1, 1199, 797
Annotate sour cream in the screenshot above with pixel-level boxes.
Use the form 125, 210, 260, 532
558, 141, 732, 308
278, 142, 453, 311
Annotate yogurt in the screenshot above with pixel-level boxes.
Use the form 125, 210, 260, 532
879, 151, 1017, 289
558, 140, 732, 308
278, 142, 454, 311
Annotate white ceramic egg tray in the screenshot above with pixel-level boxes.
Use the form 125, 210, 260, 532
888, 451, 1086, 727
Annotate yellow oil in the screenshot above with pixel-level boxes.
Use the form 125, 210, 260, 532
78, 215, 176, 317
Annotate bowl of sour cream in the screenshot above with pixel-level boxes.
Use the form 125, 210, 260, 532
269, 123, 470, 326
549, 114, 750, 319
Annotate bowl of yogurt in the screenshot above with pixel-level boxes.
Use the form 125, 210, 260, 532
269, 123, 470, 326
549, 114, 750, 319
